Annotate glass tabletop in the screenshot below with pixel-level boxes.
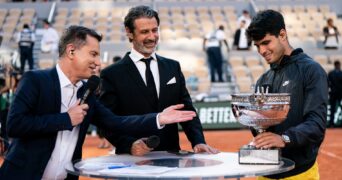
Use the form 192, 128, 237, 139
65, 151, 294, 179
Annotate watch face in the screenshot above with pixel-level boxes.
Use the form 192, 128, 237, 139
282, 135, 290, 143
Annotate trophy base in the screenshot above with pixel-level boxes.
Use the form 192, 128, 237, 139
239, 145, 280, 165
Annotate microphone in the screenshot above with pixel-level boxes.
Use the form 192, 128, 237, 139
80, 75, 100, 104
143, 135, 160, 148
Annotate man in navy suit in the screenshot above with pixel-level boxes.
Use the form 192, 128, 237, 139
100, 5, 219, 156
0, 25, 196, 180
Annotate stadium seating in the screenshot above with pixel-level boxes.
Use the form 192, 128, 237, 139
0, 0, 341, 96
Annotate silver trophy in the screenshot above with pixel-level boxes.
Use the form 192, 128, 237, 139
231, 88, 290, 165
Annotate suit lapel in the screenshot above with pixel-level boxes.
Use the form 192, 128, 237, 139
50, 68, 62, 112
123, 53, 158, 108
156, 55, 170, 110
76, 83, 88, 132
76, 82, 86, 99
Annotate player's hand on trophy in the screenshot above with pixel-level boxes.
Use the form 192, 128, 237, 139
253, 132, 285, 149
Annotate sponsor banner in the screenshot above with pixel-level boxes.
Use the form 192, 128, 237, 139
193, 101, 244, 129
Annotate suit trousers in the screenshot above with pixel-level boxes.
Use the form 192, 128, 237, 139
206, 47, 223, 82
19, 46, 34, 73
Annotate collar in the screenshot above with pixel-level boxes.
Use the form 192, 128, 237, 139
129, 48, 157, 63
270, 48, 303, 70
22, 28, 31, 32
56, 64, 83, 88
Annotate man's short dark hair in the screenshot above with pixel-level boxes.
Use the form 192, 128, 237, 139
334, 60, 340, 67
23, 24, 29, 29
58, 25, 102, 57
43, 19, 50, 25
124, 5, 160, 33
246, 9, 285, 41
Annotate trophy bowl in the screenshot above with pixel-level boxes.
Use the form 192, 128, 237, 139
231, 93, 291, 165
231, 93, 290, 131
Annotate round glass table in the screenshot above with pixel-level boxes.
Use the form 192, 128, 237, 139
65, 151, 294, 179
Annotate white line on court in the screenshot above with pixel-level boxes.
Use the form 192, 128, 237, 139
320, 149, 342, 161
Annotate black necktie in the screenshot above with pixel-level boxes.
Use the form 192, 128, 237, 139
141, 57, 158, 106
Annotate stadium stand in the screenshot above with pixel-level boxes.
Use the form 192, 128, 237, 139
0, 0, 341, 99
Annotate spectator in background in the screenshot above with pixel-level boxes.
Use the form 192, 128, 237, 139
323, 18, 340, 49
112, 56, 122, 64
233, 20, 251, 50
16, 24, 35, 73
41, 19, 59, 54
327, 60, 342, 127
186, 73, 199, 92
237, 10, 251, 28
203, 25, 230, 82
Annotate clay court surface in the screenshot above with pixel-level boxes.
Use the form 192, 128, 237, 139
1, 129, 341, 180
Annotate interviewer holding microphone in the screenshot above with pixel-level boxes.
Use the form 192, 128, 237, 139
0, 26, 196, 180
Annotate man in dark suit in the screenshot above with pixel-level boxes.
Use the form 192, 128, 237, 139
233, 20, 252, 50
0, 25, 196, 180
100, 5, 219, 156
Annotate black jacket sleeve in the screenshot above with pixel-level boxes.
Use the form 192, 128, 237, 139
176, 63, 206, 147
7, 71, 73, 138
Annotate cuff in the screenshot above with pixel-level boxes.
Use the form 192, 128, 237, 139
62, 112, 74, 131
156, 113, 165, 129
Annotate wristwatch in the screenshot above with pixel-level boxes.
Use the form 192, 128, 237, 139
281, 134, 291, 144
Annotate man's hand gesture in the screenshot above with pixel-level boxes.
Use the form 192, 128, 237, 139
158, 104, 196, 125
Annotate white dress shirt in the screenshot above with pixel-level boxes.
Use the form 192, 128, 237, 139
129, 48, 163, 128
42, 64, 83, 180
237, 15, 251, 27
325, 27, 339, 47
205, 29, 226, 48
238, 28, 248, 49
129, 48, 160, 97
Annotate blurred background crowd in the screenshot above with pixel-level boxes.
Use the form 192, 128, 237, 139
0, 0, 341, 153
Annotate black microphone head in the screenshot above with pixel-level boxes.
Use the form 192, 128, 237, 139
146, 135, 160, 149
87, 75, 100, 92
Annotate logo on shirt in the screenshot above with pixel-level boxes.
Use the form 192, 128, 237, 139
282, 80, 290, 87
